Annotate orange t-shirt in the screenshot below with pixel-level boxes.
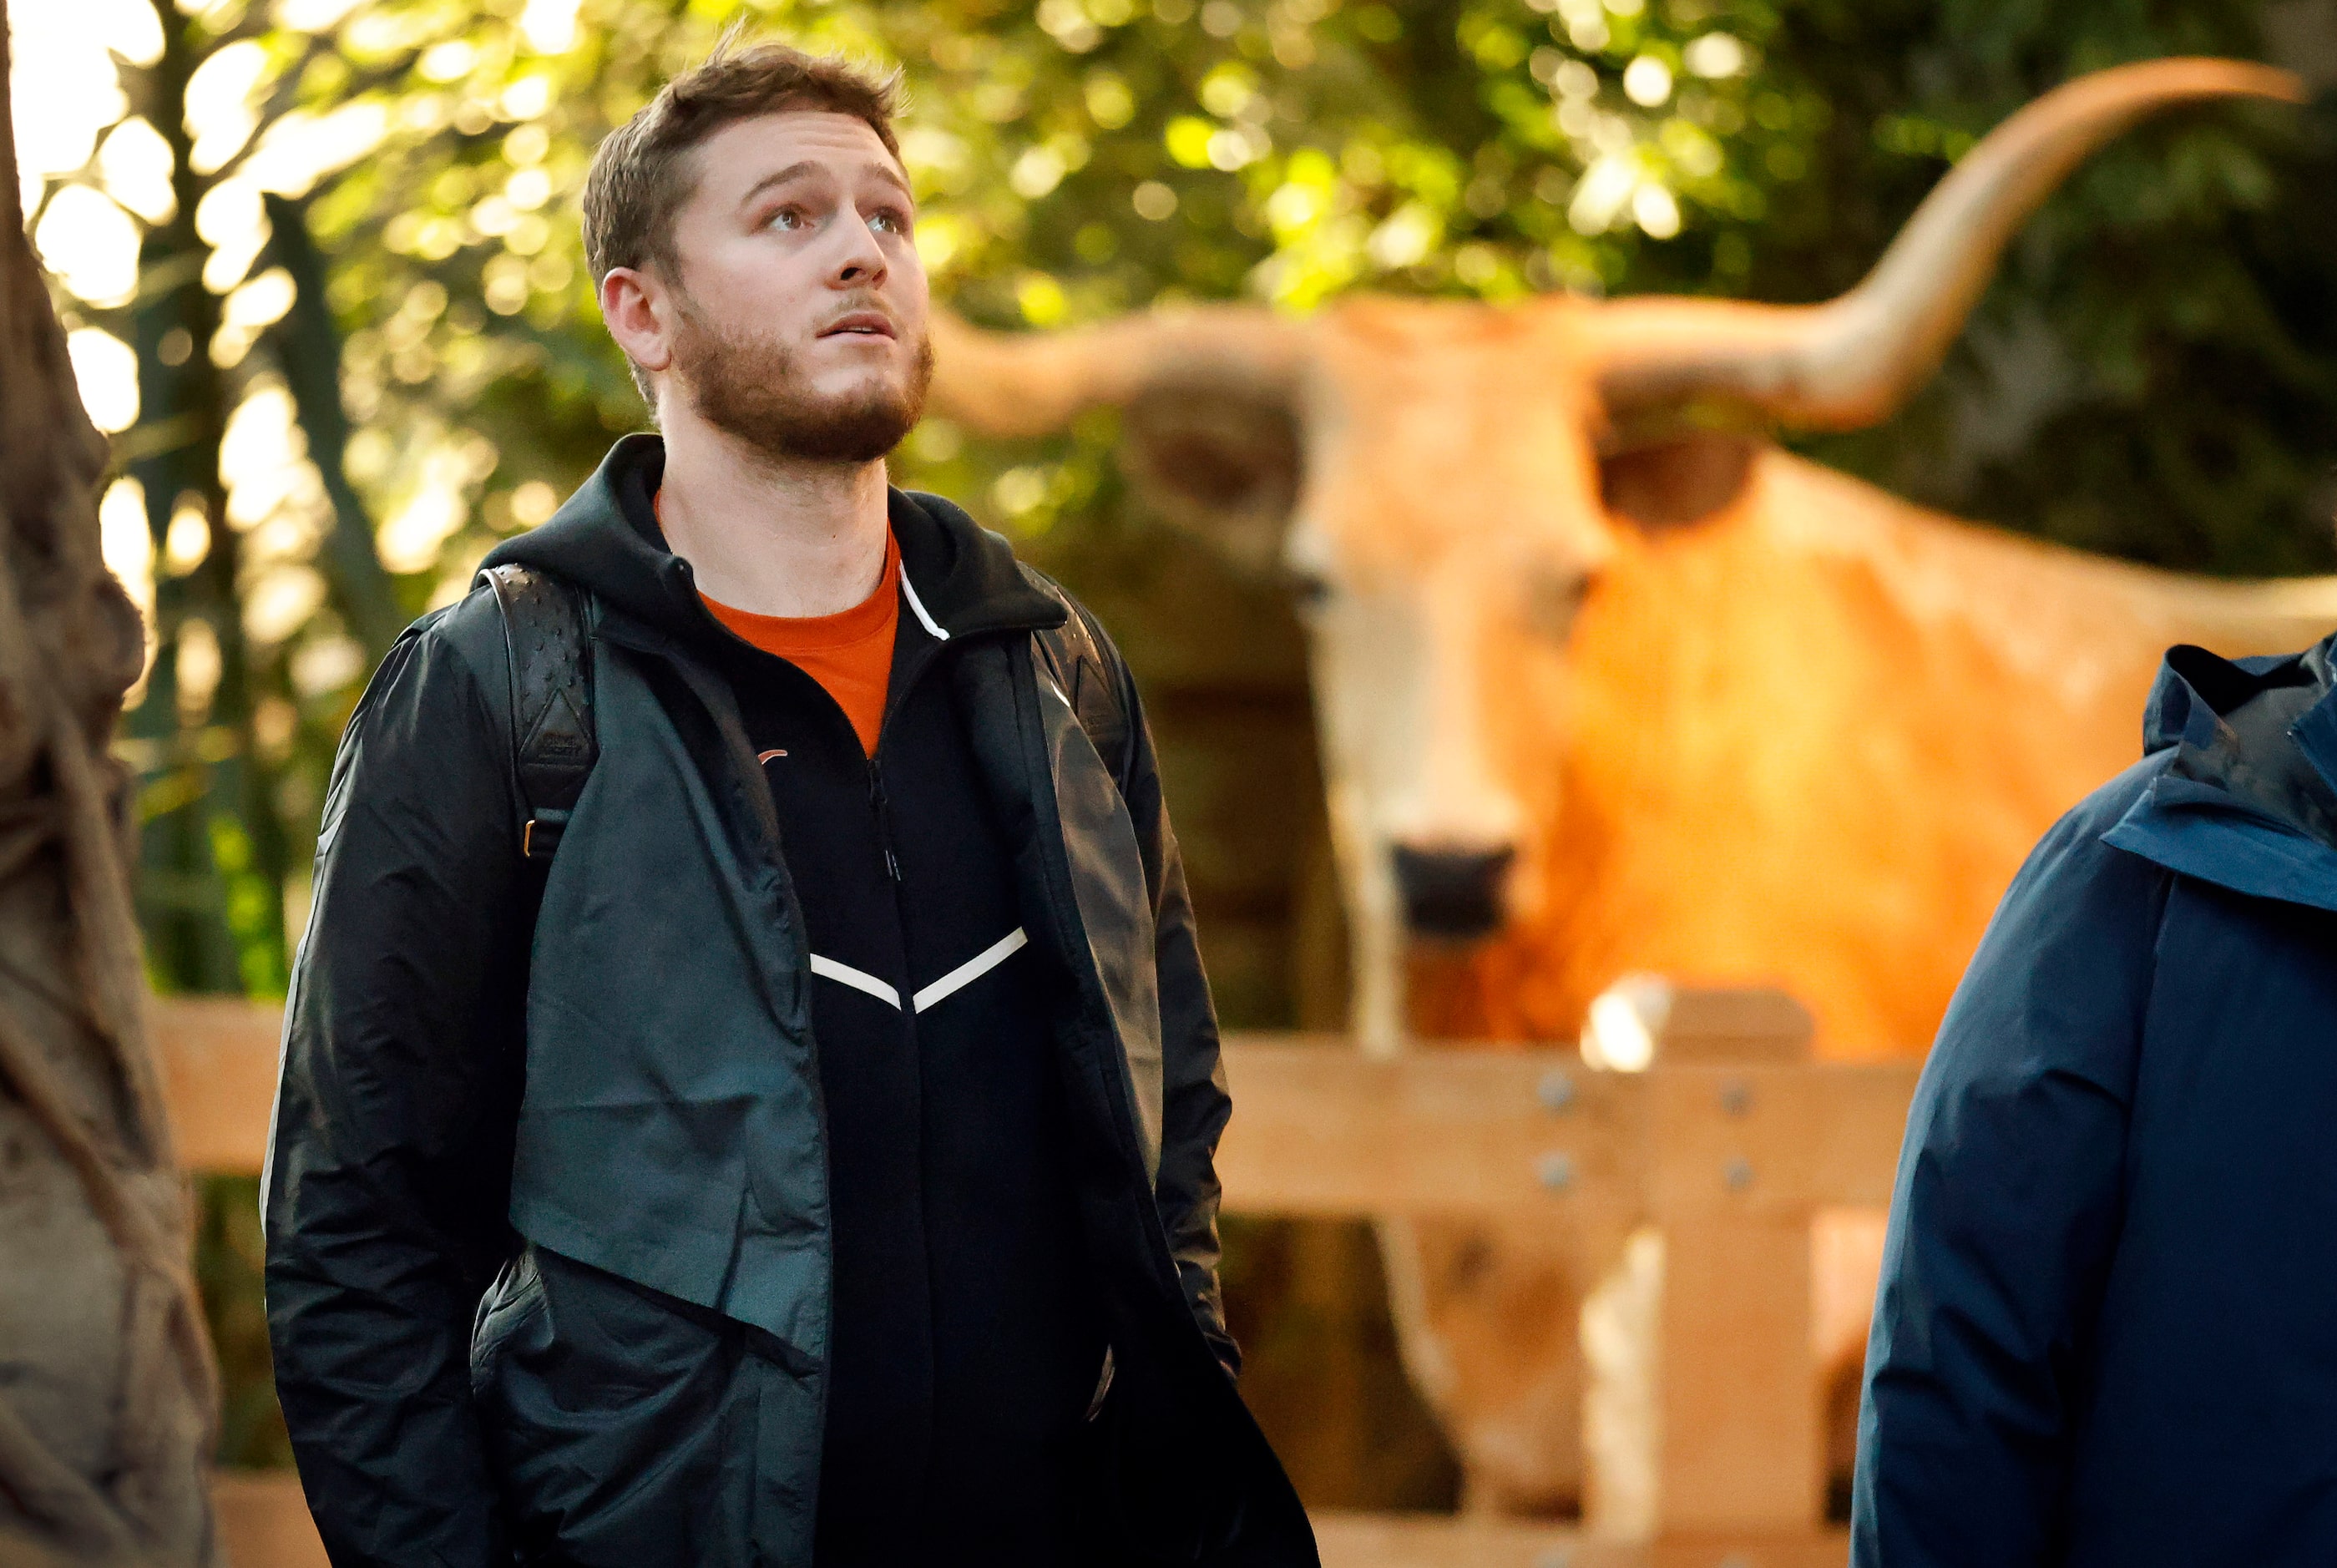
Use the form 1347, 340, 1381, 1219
698, 532, 901, 757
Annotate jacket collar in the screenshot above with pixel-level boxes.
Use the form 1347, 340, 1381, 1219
2105, 639, 2337, 913
480, 433, 1065, 653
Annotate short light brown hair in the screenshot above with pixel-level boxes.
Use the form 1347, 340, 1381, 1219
582, 35, 903, 292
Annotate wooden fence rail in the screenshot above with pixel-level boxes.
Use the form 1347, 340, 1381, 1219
150, 999, 1919, 1568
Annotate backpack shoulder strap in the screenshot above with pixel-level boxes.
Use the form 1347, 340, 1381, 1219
478, 563, 598, 861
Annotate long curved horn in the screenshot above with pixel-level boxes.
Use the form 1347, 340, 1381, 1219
926, 305, 1308, 437
1582, 58, 2304, 432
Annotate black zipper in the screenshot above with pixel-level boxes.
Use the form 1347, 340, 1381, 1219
862, 616, 963, 886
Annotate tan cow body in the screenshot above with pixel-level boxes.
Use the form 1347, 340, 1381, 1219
1409, 448, 2337, 1053
931, 59, 2318, 1518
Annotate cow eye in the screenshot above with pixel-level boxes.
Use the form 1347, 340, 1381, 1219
1525, 570, 1593, 640
1286, 569, 1336, 615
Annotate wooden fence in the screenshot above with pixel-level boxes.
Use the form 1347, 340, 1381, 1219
151, 997, 1918, 1568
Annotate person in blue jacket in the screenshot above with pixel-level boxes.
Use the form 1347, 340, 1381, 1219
1854, 633, 2337, 1565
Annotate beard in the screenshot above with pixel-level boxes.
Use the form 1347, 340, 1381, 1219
670, 301, 933, 464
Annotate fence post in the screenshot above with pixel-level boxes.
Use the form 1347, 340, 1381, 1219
1654, 1215, 1823, 1546
1632, 987, 1834, 1565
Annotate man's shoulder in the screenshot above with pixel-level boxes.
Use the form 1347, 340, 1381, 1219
419, 579, 513, 664
1945, 752, 2176, 1042
347, 584, 514, 746
1016, 563, 1122, 654
2001, 751, 2175, 925
1020, 567, 1140, 735
2064, 749, 2178, 854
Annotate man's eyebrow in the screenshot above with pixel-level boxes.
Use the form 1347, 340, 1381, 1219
737, 160, 819, 209
738, 159, 914, 210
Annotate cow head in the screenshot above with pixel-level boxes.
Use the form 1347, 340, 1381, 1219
929, 60, 2299, 1047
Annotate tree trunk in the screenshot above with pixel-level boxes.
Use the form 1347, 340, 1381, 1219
124, 0, 269, 996
0, 3, 221, 1562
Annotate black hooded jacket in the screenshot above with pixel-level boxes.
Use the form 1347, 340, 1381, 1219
262, 436, 1315, 1567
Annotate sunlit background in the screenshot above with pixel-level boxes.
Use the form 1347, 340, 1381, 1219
13, 0, 2337, 1510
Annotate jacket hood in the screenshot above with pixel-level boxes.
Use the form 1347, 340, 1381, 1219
2102, 633, 2337, 913
480, 433, 1065, 649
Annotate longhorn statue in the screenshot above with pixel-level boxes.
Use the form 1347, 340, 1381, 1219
932, 60, 2319, 1517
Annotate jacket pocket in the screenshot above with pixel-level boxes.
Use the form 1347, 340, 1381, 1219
469, 1245, 776, 1568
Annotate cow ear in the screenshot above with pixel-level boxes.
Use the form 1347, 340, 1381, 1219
1599, 433, 1757, 532
1115, 377, 1303, 574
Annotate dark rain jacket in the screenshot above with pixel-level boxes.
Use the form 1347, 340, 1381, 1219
1854, 633, 2337, 1566
263, 436, 1315, 1568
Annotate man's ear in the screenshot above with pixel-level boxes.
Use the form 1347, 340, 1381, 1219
1116, 374, 1303, 575
600, 266, 676, 377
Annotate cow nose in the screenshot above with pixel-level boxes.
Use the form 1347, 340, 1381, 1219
1390, 845, 1516, 940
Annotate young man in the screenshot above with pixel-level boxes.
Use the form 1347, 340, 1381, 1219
264, 42, 1313, 1568
1854, 634, 2337, 1565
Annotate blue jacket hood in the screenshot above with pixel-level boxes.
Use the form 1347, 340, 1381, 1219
2103, 634, 2337, 913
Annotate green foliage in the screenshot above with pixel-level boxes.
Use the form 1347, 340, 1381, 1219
195, 1176, 292, 1468
1738, 3, 2337, 576
225, 0, 2335, 645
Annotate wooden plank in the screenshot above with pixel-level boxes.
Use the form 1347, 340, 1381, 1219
155, 996, 282, 1176
205, 1476, 1841, 1568
213, 1470, 326, 1568
1656, 989, 1813, 1065
1217, 1040, 1915, 1220
1646, 1533, 1847, 1568
152, 1010, 1920, 1216
1313, 1515, 1849, 1567
203, 1476, 1844, 1568
1313, 1511, 1621, 1566
1217, 1034, 1642, 1224
1657, 1221, 1822, 1535
1647, 1065, 1920, 1222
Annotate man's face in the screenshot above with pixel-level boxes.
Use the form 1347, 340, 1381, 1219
630, 109, 931, 462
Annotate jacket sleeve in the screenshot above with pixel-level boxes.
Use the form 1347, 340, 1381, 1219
1091, 622, 1242, 1377
263, 603, 532, 1568
1850, 792, 2166, 1566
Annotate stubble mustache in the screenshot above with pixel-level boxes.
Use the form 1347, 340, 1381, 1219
672, 300, 934, 465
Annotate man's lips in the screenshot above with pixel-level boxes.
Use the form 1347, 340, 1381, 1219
817, 312, 895, 340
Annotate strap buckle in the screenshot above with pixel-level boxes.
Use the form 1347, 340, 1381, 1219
523, 811, 569, 860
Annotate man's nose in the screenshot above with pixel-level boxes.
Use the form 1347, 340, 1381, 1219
832, 215, 888, 286
1389, 844, 1516, 940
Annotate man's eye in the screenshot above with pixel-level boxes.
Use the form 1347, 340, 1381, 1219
870, 209, 911, 234
767, 207, 805, 230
